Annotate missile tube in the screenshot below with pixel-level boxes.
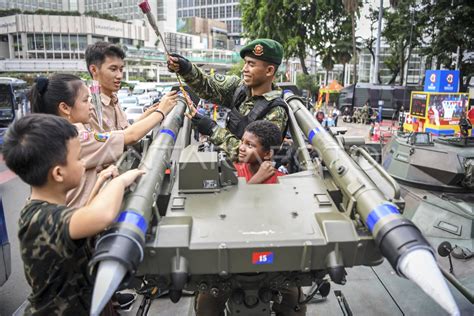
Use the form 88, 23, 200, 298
89, 97, 187, 315
283, 92, 431, 272
284, 92, 459, 315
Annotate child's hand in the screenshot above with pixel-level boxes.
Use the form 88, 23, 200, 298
97, 165, 119, 183
116, 169, 146, 187
248, 161, 274, 184
158, 91, 178, 116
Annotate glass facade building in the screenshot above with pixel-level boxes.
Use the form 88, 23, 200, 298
177, 0, 242, 44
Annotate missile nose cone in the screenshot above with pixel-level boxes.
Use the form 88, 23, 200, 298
399, 249, 460, 316
90, 260, 127, 316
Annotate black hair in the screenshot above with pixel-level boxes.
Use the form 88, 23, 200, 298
244, 120, 282, 151
85, 41, 126, 75
1, 114, 78, 187
30, 74, 84, 115
262, 60, 279, 76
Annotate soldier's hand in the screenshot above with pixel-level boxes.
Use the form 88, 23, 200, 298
116, 169, 146, 187
167, 53, 192, 75
189, 112, 217, 136
158, 91, 178, 115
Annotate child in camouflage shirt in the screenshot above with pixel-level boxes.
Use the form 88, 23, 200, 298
1, 114, 144, 315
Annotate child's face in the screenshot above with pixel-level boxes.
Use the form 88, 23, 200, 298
69, 83, 92, 124
91, 56, 124, 94
61, 137, 85, 190
238, 131, 270, 164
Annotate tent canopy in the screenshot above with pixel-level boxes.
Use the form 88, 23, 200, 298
317, 80, 343, 109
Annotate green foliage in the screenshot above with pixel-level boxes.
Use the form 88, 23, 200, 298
227, 60, 244, 77
240, 0, 352, 75
84, 11, 124, 22
0, 8, 122, 22
382, 0, 474, 84
419, 0, 474, 76
0, 9, 21, 17
382, 0, 422, 85
296, 73, 318, 96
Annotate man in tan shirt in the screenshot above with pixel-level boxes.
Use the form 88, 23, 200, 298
86, 41, 157, 132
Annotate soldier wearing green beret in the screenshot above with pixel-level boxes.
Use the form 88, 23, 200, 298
167, 38, 289, 161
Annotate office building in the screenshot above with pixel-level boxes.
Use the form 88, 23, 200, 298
177, 0, 242, 45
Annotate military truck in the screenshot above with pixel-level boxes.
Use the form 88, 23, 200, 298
337, 83, 420, 119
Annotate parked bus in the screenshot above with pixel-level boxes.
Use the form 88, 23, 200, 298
0, 78, 29, 146
0, 199, 11, 287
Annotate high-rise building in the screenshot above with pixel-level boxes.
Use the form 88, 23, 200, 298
0, 0, 85, 13
177, 0, 242, 45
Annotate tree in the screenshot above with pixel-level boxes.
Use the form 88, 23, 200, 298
296, 73, 318, 100
343, 0, 361, 84
419, 0, 474, 82
382, 0, 423, 85
227, 59, 244, 77
241, 0, 318, 75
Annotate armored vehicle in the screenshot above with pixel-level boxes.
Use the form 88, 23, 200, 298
88, 94, 468, 315
376, 132, 474, 303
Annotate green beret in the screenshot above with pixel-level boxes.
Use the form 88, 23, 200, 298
240, 39, 284, 65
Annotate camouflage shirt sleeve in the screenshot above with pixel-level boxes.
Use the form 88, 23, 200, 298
210, 106, 288, 161
18, 201, 92, 315
181, 64, 242, 107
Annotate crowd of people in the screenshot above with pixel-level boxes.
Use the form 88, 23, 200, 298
1, 38, 309, 315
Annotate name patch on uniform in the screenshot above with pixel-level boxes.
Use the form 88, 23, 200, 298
252, 251, 274, 265
94, 132, 110, 142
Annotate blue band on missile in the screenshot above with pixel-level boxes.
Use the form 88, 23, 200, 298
160, 129, 176, 141
308, 128, 321, 143
116, 210, 148, 234
366, 204, 399, 232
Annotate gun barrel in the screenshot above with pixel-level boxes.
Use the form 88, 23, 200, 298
90, 97, 186, 315
284, 92, 459, 315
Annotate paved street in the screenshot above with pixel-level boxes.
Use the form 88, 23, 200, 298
0, 155, 30, 316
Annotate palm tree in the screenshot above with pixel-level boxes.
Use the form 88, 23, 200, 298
322, 51, 335, 86
343, 0, 359, 84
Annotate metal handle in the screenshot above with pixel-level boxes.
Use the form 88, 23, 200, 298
350, 146, 401, 200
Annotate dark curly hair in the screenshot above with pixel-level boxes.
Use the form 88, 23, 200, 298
244, 120, 282, 151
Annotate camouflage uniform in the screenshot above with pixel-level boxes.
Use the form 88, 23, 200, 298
181, 65, 288, 161
18, 200, 93, 315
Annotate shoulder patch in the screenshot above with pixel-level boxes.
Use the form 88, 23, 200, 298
214, 73, 225, 82
94, 132, 110, 142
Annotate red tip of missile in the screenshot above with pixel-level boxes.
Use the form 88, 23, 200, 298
138, 0, 151, 13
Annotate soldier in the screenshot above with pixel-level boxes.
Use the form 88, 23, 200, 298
352, 107, 361, 124
360, 102, 370, 124
167, 39, 289, 161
